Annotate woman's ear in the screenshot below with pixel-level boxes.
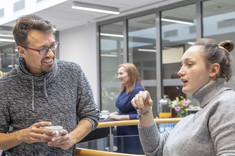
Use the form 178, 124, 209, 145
17, 46, 26, 58
209, 63, 220, 79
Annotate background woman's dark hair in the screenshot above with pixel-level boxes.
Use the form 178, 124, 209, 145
193, 38, 234, 81
118, 63, 144, 94
13, 14, 53, 47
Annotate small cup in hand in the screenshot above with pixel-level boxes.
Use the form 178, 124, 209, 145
44, 126, 63, 137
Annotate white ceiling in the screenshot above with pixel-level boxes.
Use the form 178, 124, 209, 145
0, 0, 182, 47
3, 0, 182, 31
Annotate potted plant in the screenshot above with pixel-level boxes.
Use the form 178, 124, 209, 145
170, 96, 192, 117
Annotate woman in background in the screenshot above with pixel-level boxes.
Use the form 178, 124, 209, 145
132, 38, 235, 156
107, 63, 144, 154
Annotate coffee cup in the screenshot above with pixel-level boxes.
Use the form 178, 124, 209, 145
44, 126, 63, 137
100, 110, 109, 119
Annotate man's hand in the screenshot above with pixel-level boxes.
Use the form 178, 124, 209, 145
18, 122, 54, 144
47, 130, 75, 150
47, 120, 93, 150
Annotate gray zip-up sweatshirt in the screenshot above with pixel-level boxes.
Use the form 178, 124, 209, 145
139, 78, 235, 156
0, 57, 99, 156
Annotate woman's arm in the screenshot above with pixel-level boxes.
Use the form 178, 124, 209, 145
131, 90, 166, 156
131, 90, 154, 127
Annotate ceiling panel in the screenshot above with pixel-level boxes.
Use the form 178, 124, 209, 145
3, 0, 180, 30
0, 0, 181, 47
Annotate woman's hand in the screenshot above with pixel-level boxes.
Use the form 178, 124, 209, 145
107, 112, 129, 120
131, 90, 153, 114
131, 90, 154, 127
107, 112, 122, 120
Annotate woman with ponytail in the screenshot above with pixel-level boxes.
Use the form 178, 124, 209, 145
132, 38, 235, 156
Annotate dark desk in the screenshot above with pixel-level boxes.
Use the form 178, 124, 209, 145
80, 127, 110, 142
80, 119, 115, 143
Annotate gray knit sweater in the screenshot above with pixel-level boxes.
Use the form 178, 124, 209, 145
139, 78, 235, 156
0, 57, 99, 156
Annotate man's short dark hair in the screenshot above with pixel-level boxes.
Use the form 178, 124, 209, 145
13, 14, 53, 47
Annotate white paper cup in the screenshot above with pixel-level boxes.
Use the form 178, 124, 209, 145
44, 126, 63, 137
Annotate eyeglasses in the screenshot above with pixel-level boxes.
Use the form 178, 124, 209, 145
22, 41, 60, 55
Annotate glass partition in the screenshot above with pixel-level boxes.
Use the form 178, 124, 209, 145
128, 14, 158, 115
0, 26, 17, 74
98, 0, 235, 116
161, 4, 197, 111
100, 21, 124, 112
203, 0, 235, 90
76, 122, 177, 153
0, 45, 18, 73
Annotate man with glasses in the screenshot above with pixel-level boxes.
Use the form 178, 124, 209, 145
0, 14, 99, 156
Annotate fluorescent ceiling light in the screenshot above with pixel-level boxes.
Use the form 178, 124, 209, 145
138, 48, 156, 52
0, 38, 15, 42
101, 54, 117, 57
72, 1, 120, 15
187, 42, 195, 45
100, 33, 123, 38
0, 34, 14, 37
7, 64, 17, 68
162, 18, 194, 25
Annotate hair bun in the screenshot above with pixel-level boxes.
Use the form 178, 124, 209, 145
219, 40, 234, 53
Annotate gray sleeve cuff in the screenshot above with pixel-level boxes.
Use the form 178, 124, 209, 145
82, 117, 99, 130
